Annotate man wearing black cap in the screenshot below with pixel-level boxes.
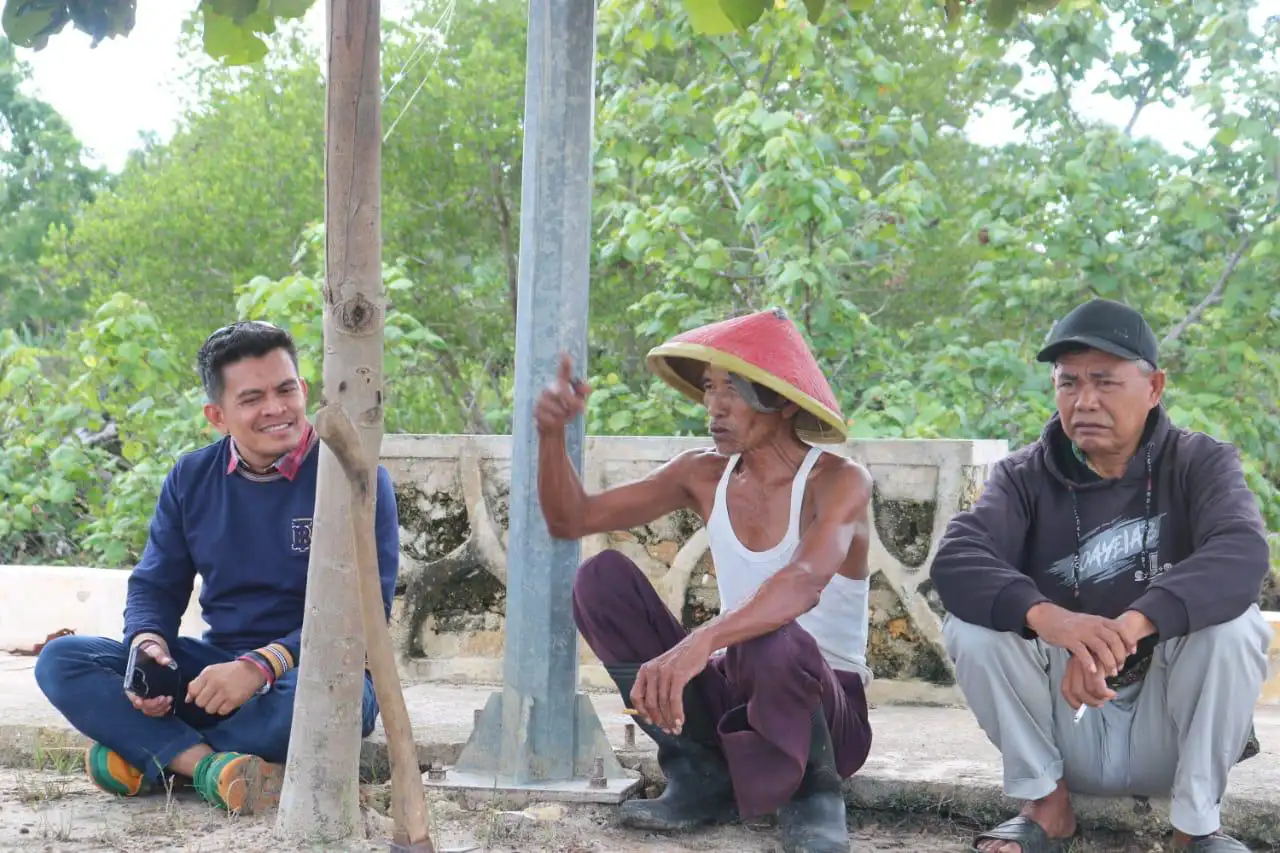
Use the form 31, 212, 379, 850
930, 299, 1273, 852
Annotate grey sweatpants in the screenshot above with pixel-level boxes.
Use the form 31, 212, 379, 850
943, 606, 1272, 837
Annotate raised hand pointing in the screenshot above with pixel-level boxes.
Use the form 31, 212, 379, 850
534, 352, 591, 433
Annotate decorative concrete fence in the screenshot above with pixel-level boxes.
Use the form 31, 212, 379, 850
5, 434, 1277, 708
380, 434, 1008, 702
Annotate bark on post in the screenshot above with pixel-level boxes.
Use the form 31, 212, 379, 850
274, 0, 383, 841
313, 404, 433, 850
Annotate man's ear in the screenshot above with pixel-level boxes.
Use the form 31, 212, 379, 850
204, 402, 228, 435
782, 402, 800, 420
1149, 370, 1167, 407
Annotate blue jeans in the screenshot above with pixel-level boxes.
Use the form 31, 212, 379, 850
34, 634, 380, 785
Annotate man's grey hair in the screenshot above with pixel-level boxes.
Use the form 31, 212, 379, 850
1051, 357, 1157, 376
728, 373, 785, 413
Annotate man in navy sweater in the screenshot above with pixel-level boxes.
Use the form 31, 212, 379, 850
34, 321, 401, 816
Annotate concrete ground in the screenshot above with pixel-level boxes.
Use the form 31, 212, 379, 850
3, 656, 1278, 851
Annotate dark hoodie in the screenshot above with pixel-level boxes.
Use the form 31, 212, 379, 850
930, 405, 1270, 642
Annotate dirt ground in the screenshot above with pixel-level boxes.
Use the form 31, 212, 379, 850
0, 768, 1175, 853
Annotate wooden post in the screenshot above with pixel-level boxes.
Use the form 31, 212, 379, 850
275, 0, 385, 841
314, 404, 434, 850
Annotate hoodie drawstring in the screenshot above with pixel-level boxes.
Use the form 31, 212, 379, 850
1068, 443, 1154, 597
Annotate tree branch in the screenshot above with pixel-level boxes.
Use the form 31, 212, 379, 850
313, 404, 433, 851
759, 50, 780, 94
1160, 237, 1251, 348
713, 163, 770, 266
1122, 80, 1150, 137
707, 40, 749, 91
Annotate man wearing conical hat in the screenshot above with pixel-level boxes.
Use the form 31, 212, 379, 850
534, 308, 873, 853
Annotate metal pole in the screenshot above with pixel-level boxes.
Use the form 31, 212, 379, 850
437, 0, 637, 800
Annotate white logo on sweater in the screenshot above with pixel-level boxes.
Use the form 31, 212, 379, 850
1046, 513, 1165, 587
291, 517, 313, 553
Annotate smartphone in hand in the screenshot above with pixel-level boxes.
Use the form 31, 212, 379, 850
124, 643, 182, 707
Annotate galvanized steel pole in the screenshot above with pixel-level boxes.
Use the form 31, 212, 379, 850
442, 0, 636, 798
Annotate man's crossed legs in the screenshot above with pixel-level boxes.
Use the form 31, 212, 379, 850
573, 549, 872, 853
944, 608, 1271, 852
34, 634, 380, 814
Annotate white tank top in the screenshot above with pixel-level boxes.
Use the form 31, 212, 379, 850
707, 446, 872, 683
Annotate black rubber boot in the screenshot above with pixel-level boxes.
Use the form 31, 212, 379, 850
605, 662, 737, 831
778, 708, 848, 853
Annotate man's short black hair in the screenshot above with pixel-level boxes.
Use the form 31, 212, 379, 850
197, 321, 299, 402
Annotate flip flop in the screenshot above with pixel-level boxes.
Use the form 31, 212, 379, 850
1184, 832, 1251, 852
971, 815, 1075, 852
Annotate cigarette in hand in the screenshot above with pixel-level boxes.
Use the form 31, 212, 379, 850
1073, 704, 1088, 724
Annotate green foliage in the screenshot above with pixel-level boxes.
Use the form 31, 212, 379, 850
1, 0, 1084, 65
1, 0, 135, 50
233, 224, 464, 436
2, 0, 1276, 569
0, 294, 209, 565
2, 0, 314, 64
42, 34, 327, 358
677, 0, 1086, 37
0, 38, 104, 335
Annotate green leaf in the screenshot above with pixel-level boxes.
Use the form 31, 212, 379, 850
268, 0, 315, 18
48, 478, 76, 505
625, 230, 652, 256
682, 0, 737, 34
985, 0, 1020, 28
910, 121, 929, 148
801, 0, 825, 24
848, 0, 874, 9
2, 0, 64, 48
201, 7, 269, 65
122, 440, 145, 462
717, 0, 767, 31
607, 410, 634, 432
761, 111, 791, 133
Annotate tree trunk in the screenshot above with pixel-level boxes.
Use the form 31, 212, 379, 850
274, 0, 383, 842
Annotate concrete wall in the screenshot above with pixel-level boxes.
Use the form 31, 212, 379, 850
379, 434, 1007, 700
3, 433, 1277, 707
0, 564, 207, 651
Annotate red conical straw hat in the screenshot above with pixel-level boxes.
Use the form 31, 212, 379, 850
645, 308, 847, 444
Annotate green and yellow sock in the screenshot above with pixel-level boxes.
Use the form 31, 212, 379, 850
85, 743, 150, 797
193, 751, 284, 816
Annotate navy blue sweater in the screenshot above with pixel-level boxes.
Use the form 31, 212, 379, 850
123, 435, 400, 661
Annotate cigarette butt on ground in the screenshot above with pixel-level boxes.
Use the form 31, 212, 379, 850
621, 708, 640, 715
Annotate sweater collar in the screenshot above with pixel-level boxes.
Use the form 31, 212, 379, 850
225, 421, 318, 482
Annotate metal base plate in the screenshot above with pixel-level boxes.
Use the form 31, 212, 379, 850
423, 767, 643, 807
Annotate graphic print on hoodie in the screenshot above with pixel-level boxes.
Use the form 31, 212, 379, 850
1039, 418, 1166, 618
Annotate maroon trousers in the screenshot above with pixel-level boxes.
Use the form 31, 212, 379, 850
572, 549, 872, 819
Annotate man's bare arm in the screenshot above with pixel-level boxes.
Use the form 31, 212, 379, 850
533, 352, 698, 539
537, 427, 698, 539
695, 461, 872, 651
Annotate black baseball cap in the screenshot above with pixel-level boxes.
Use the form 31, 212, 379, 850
1035, 298, 1159, 368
